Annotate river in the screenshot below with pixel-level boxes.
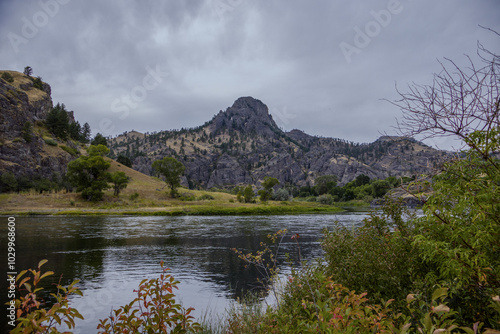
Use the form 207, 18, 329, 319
0, 211, 372, 333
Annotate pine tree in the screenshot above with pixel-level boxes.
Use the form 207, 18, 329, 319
82, 123, 91, 143
45, 103, 69, 140
69, 121, 82, 141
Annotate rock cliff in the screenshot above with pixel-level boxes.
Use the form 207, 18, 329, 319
0, 70, 77, 181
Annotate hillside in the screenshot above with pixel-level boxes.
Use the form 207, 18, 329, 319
109, 97, 449, 189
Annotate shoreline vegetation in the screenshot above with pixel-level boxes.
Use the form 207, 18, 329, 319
0, 157, 364, 216
0, 185, 355, 216
0, 200, 348, 216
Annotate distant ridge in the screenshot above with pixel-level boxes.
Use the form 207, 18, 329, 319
109, 97, 449, 189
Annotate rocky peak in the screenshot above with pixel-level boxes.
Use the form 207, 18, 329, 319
211, 97, 280, 137
230, 96, 271, 118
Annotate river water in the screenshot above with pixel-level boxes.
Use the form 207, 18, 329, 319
1, 211, 372, 333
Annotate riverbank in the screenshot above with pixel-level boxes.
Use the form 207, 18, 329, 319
0, 202, 345, 216
0, 160, 362, 215
0, 189, 346, 216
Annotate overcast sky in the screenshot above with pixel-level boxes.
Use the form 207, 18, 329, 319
1, 0, 499, 150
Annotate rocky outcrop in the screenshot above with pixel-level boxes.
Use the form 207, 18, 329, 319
109, 97, 450, 189
0, 70, 76, 180
207, 154, 253, 188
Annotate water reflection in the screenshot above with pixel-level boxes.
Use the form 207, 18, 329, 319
0, 212, 370, 333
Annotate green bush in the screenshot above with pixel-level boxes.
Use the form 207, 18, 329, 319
67, 145, 111, 201
179, 193, 196, 201
32, 76, 43, 90
258, 177, 279, 202
272, 188, 290, 201
198, 193, 215, 200
129, 192, 140, 201
44, 138, 57, 146
316, 194, 334, 205
60, 145, 79, 156
1, 171, 18, 192
81, 183, 106, 201
227, 222, 500, 333
322, 200, 426, 307
410, 130, 500, 327
2, 71, 14, 83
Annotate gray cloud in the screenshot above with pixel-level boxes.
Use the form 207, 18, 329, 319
1, 0, 498, 149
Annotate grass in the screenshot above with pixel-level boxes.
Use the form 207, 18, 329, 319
0, 199, 343, 216
335, 199, 372, 208
0, 159, 344, 216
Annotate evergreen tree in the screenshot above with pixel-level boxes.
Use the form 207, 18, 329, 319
116, 155, 132, 168
23, 66, 33, 76
81, 123, 91, 143
46, 103, 69, 140
69, 121, 82, 141
22, 121, 33, 143
91, 133, 108, 147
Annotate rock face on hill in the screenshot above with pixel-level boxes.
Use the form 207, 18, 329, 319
109, 97, 449, 189
0, 70, 76, 181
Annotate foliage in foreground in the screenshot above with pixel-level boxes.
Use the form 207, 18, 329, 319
97, 261, 201, 333
8, 260, 200, 334
226, 222, 500, 333
9, 260, 83, 334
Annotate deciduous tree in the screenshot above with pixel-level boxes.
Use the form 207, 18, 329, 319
109, 171, 130, 196
243, 185, 255, 203
314, 175, 337, 195
66, 145, 111, 201
152, 157, 185, 197
258, 177, 279, 202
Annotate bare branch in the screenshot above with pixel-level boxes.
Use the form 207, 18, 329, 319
388, 39, 499, 155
